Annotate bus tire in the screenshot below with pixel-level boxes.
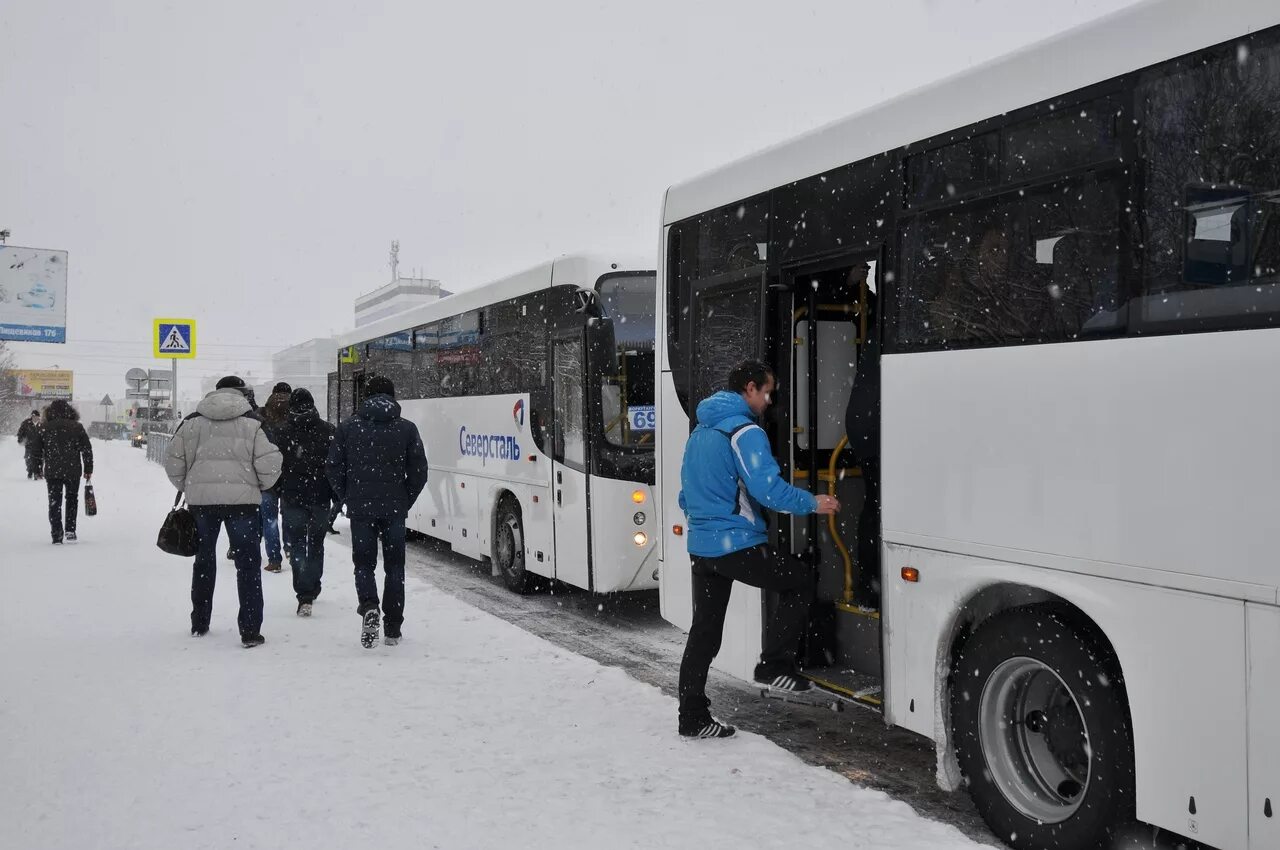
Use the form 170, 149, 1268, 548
951, 605, 1134, 850
493, 497, 533, 594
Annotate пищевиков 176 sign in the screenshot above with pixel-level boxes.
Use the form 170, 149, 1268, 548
153, 318, 197, 359
0, 245, 69, 344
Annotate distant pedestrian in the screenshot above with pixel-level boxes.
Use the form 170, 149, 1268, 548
165, 375, 282, 647
326, 375, 428, 648
676, 359, 840, 738
276, 388, 336, 617
16, 410, 44, 480
34, 400, 93, 544
259, 381, 292, 572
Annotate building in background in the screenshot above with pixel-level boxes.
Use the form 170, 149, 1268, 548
354, 276, 449, 327
270, 243, 448, 415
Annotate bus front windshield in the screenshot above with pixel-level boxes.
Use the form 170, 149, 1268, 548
598, 273, 656, 450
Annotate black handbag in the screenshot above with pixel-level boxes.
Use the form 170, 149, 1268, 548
84, 483, 98, 517
157, 492, 198, 557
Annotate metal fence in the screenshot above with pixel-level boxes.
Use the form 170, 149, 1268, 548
146, 432, 173, 465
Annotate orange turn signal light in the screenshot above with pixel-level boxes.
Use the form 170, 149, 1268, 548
673, 525, 684, 536
632, 489, 646, 504
901, 567, 919, 583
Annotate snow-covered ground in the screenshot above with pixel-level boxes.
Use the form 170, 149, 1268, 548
0, 437, 980, 850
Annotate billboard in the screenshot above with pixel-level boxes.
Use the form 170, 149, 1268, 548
0, 245, 69, 344
6, 369, 74, 400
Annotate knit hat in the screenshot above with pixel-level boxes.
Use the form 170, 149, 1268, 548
366, 376, 395, 398
289, 388, 316, 411
215, 375, 246, 390
273, 382, 292, 394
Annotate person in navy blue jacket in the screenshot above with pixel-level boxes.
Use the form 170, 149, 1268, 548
676, 359, 839, 738
326, 375, 428, 648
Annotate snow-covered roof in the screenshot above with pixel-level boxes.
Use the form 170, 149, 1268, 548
663, 0, 1280, 224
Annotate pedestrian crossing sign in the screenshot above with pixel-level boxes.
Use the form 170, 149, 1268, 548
153, 318, 197, 359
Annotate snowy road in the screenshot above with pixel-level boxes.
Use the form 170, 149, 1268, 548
0, 437, 982, 850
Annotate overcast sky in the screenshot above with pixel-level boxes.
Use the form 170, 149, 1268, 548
1, 0, 1140, 401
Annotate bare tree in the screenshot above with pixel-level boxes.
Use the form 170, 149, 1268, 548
0, 339, 23, 433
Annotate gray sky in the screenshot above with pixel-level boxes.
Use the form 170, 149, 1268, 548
1, 0, 1140, 401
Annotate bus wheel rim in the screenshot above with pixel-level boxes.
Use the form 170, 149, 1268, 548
498, 513, 522, 574
978, 656, 1092, 824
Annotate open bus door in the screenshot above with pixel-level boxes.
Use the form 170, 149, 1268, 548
778, 249, 885, 708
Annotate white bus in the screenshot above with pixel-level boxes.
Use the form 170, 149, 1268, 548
656, 3, 1280, 848
331, 253, 658, 594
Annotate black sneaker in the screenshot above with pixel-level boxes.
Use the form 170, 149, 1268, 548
753, 670, 812, 693
65, 532, 77, 543
360, 609, 380, 649
191, 627, 208, 637
384, 632, 401, 646
679, 717, 737, 739
241, 633, 265, 648
297, 602, 312, 617
51, 538, 63, 545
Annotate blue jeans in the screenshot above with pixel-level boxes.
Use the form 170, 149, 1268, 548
350, 515, 406, 636
261, 491, 283, 563
192, 506, 263, 636
282, 501, 328, 603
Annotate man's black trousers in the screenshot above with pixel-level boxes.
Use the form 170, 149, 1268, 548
677, 544, 814, 724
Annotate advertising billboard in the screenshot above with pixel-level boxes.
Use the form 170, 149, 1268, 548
6, 369, 74, 400
0, 245, 69, 343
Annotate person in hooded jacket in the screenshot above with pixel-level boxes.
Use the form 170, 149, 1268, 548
275, 388, 336, 616
34, 400, 93, 544
675, 359, 840, 739
16, 410, 44, 479
165, 375, 282, 647
258, 381, 292, 572
326, 375, 428, 648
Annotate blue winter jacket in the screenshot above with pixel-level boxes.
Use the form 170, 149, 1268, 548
678, 391, 817, 557
326, 394, 429, 519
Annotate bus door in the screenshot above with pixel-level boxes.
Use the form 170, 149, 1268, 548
551, 328, 592, 589
785, 251, 885, 699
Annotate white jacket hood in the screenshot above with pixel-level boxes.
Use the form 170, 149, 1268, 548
196, 389, 251, 421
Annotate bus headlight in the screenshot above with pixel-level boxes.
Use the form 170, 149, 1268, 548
632, 532, 648, 547
632, 489, 646, 504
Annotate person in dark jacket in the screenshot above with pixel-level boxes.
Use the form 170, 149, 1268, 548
16, 410, 43, 479
326, 375, 428, 648
259, 381, 292, 572
35, 400, 93, 544
276, 388, 336, 616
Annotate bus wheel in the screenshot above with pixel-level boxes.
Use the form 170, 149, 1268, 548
951, 606, 1134, 850
493, 498, 533, 594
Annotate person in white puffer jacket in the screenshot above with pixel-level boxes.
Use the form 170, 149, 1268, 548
165, 375, 282, 647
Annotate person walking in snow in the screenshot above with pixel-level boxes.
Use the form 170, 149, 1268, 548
34, 400, 93, 544
326, 375, 428, 649
676, 359, 840, 739
165, 375, 282, 647
259, 381, 292, 572
16, 410, 44, 480
275, 388, 335, 617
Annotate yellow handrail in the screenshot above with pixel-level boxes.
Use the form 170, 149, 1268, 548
826, 434, 858, 605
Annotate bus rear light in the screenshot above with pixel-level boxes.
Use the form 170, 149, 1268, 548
532, 495, 540, 504
528, 455, 537, 462
901, 567, 920, 583
632, 489, 646, 504
633, 532, 648, 547
673, 525, 683, 536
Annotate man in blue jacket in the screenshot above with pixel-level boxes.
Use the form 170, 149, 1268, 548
677, 359, 839, 738
326, 376, 429, 648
